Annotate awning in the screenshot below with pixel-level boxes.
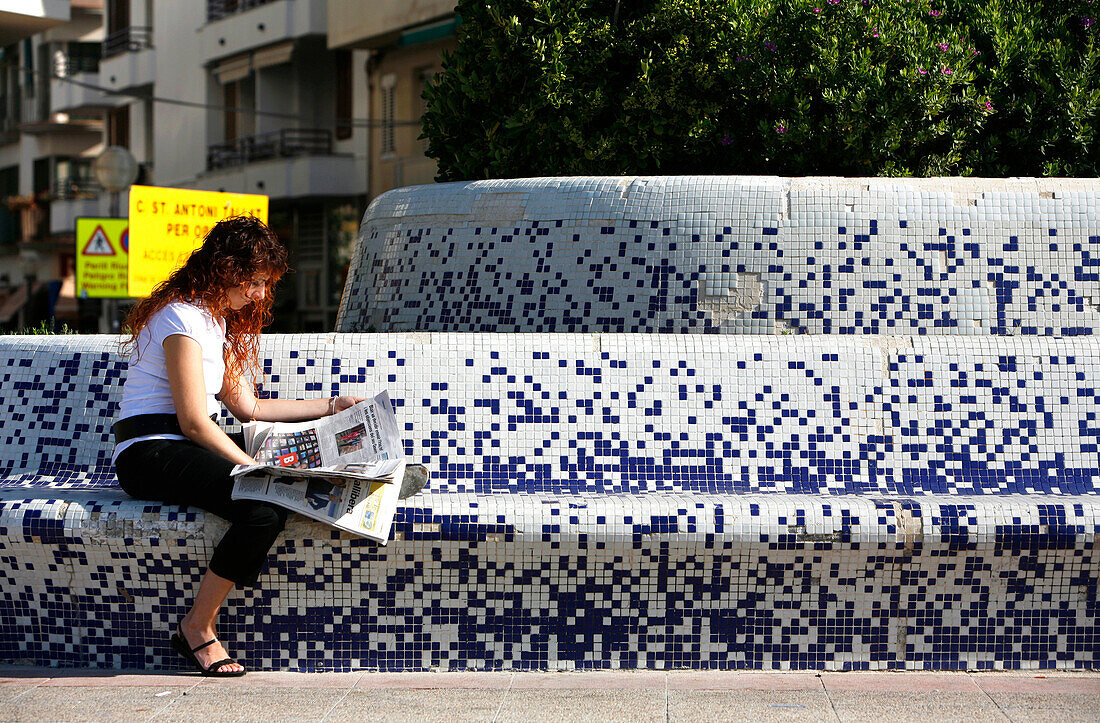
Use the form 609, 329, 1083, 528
0, 282, 43, 324
213, 54, 252, 84
213, 41, 295, 84
252, 41, 293, 70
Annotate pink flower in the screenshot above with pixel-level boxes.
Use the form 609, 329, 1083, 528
936, 42, 949, 51
827, 0, 841, 4
941, 65, 953, 75
983, 100, 994, 112
918, 67, 928, 75
775, 122, 788, 134
720, 134, 733, 146
929, 10, 943, 17
813, 8, 822, 13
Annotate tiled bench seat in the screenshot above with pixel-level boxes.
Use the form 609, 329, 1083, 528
1, 334, 1098, 671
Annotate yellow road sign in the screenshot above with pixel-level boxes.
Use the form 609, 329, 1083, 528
127, 185, 268, 297
75, 217, 130, 299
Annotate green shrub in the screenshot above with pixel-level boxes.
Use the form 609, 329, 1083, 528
423, 0, 1100, 179
6, 320, 75, 335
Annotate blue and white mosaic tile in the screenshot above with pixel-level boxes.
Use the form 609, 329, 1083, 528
1, 334, 1098, 670
338, 177, 1100, 336
5, 334, 1100, 497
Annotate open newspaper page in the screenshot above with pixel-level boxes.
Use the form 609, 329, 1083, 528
231, 462, 403, 543
231, 392, 402, 481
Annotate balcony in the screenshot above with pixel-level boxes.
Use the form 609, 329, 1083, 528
207, 0, 278, 23
196, 132, 358, 199
47, 178, 104, 235
49, 43, 109, 116
207, 128, 332, 170
0, 0, 69, 46
49, 77, 111, 116
53, 48, 99, 77
17, 90, 102, 135
100, 27, 155, 91
49, 167, 149, 235
199, 0, 325, 63
102, 26, 153, 59
51, 176, 103, 201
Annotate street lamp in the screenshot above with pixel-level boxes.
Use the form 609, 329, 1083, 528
93, 146, 139, 217
92, 146, 138, 332
18, 250, 39, 331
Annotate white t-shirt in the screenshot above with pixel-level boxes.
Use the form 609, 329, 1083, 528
112, 301, 227, 462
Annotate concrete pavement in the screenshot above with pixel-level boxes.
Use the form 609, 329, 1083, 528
2, 668, 1098, 722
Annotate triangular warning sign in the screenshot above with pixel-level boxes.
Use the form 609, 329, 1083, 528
82, 226, 116, 256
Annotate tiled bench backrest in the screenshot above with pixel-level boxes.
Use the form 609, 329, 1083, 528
2, 333, 1100, 496
337, 177, 1100, 335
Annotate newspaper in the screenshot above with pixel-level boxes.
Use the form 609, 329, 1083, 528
231, 466, 402, 543
231, 392, 402, 480
229, 393, 405, 542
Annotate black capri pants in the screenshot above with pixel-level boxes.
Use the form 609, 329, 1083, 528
114, 434, 288, 587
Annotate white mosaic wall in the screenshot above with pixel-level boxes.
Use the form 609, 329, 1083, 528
338, 177, 1100, 336
1, 334, 1098, 670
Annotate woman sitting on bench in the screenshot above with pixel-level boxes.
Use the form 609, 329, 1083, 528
112, 216, 363, 677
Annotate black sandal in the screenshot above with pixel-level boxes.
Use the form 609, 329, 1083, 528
170, 624, 247, 677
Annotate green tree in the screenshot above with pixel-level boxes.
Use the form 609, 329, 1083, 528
422, 0, 1100, 179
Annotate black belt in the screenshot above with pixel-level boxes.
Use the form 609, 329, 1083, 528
113, 413, 218, 444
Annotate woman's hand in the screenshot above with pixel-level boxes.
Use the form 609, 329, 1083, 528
330, 395, 366, 415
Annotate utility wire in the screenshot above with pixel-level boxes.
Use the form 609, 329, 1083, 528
1, 60, 425, 128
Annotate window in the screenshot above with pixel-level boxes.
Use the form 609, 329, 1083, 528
223, 76, 254, 142
22, 39, 33, 98
107, 0, 130, 37
0, 165, 18, 247
380, 73, 396, 157
107, 106, 129, 148
224, 80, 239, 141
335, 50, 352, 141
32, 158, 50, 195
416, 66, 437, 154
0, 47, 17, 130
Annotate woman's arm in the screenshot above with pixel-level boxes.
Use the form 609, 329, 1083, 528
164, 334, 257, 466
219, 366, 365, 424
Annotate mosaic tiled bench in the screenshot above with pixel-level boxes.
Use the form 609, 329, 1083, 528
339, 176, 1100, 336
1, 333, 1097, 671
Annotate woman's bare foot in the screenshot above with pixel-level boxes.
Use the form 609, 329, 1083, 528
180, 614, 244, 674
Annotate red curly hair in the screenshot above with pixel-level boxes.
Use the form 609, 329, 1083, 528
122, 215, 289, 393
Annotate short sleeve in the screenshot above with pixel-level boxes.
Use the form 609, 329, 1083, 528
147, 303, 209, 348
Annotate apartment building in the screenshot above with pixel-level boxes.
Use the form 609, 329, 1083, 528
0, 0, 103, 330
112, 0, 372, 331
1, 0, 459, 332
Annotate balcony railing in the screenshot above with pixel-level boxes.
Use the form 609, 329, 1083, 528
52, 46, 101, 77
207, 128, 333, 170
207, 0, 277, 23
102, 26, 153, 59
52, 176, 103, 201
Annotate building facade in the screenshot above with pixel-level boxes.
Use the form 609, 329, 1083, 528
0, 0, 459, 332
0, 0, 102, 330
328, 0, 456, 203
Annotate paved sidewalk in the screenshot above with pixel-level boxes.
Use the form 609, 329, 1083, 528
1, 668, 1098, 722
